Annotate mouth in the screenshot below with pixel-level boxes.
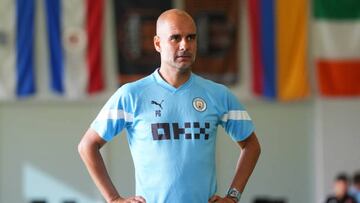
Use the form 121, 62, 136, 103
176, 55, 192, 60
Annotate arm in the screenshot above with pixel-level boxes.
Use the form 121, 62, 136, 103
209, 132, 261, 203
229, 132, 261, 192
78, 129, 146, 203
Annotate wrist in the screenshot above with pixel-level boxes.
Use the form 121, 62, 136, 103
107, 195, 123, 203
225, 196, 237, 203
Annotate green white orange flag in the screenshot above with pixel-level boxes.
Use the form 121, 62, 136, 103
313, 0, 360, 96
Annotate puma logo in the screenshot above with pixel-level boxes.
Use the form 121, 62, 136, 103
151, 100, 164, 109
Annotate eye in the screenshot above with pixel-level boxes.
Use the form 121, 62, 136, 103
187, 34, 196, 41
170, 35, 181, 42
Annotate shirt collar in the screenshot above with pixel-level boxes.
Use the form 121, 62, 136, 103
153, 68, 194, 93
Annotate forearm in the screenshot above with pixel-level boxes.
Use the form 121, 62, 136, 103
230, 135, 261, 192
78, 141, 120, 202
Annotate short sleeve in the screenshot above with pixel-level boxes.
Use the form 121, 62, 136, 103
90, 86, 134, 142
220, 89, 255, 142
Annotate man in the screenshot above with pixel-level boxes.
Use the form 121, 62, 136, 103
78, 9, 261, 203
325, 173, 356, 203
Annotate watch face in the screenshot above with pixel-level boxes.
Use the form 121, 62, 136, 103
230, 191, 237, 196
227, 188, 241, 202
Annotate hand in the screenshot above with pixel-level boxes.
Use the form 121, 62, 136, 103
109, 196, 146, 203
208, 195, 236, 203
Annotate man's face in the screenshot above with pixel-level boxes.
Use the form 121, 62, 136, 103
155, 15, 197, 72
334, 180, 348, 197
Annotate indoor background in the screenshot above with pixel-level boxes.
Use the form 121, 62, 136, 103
0, 0, 359, 203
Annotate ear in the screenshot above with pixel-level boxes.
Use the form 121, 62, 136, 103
154, 35, 161, 53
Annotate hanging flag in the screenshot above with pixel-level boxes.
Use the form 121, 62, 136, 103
113, 0, 172, 85
184, 0, 240, 85
44, 0, 104, 98
313, 0, 360, 96
248, 0, 310, 101
0, 0, 37, 99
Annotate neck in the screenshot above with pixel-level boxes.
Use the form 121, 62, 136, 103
158, 66, 191, 88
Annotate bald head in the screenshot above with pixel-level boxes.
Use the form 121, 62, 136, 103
153, 9, 197, 73
156, 9, 196, 36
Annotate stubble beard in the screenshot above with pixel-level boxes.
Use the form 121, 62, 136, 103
174, 60, 193, 74
174, 54, 196, 73
161, 57, 193, 74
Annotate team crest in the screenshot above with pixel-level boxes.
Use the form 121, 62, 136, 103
64, 27, 87, 53
193, 97, 207, 112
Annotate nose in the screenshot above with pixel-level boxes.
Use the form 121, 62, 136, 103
179, 38, 189, 51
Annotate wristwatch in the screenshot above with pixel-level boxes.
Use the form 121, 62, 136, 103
226, 188, 242, 203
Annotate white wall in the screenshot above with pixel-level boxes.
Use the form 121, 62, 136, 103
0, 100, 315, 203
315, 99, 360, 203
0, 102, 104, 203
1, 100, 358, 203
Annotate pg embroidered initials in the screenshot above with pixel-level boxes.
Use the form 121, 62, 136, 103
155, 110, 161, 117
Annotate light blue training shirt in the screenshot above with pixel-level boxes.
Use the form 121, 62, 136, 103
91, 69, 255, 203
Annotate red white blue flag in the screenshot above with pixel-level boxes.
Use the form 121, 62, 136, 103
45, 0, 105, 98
0, 0, 105, 99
